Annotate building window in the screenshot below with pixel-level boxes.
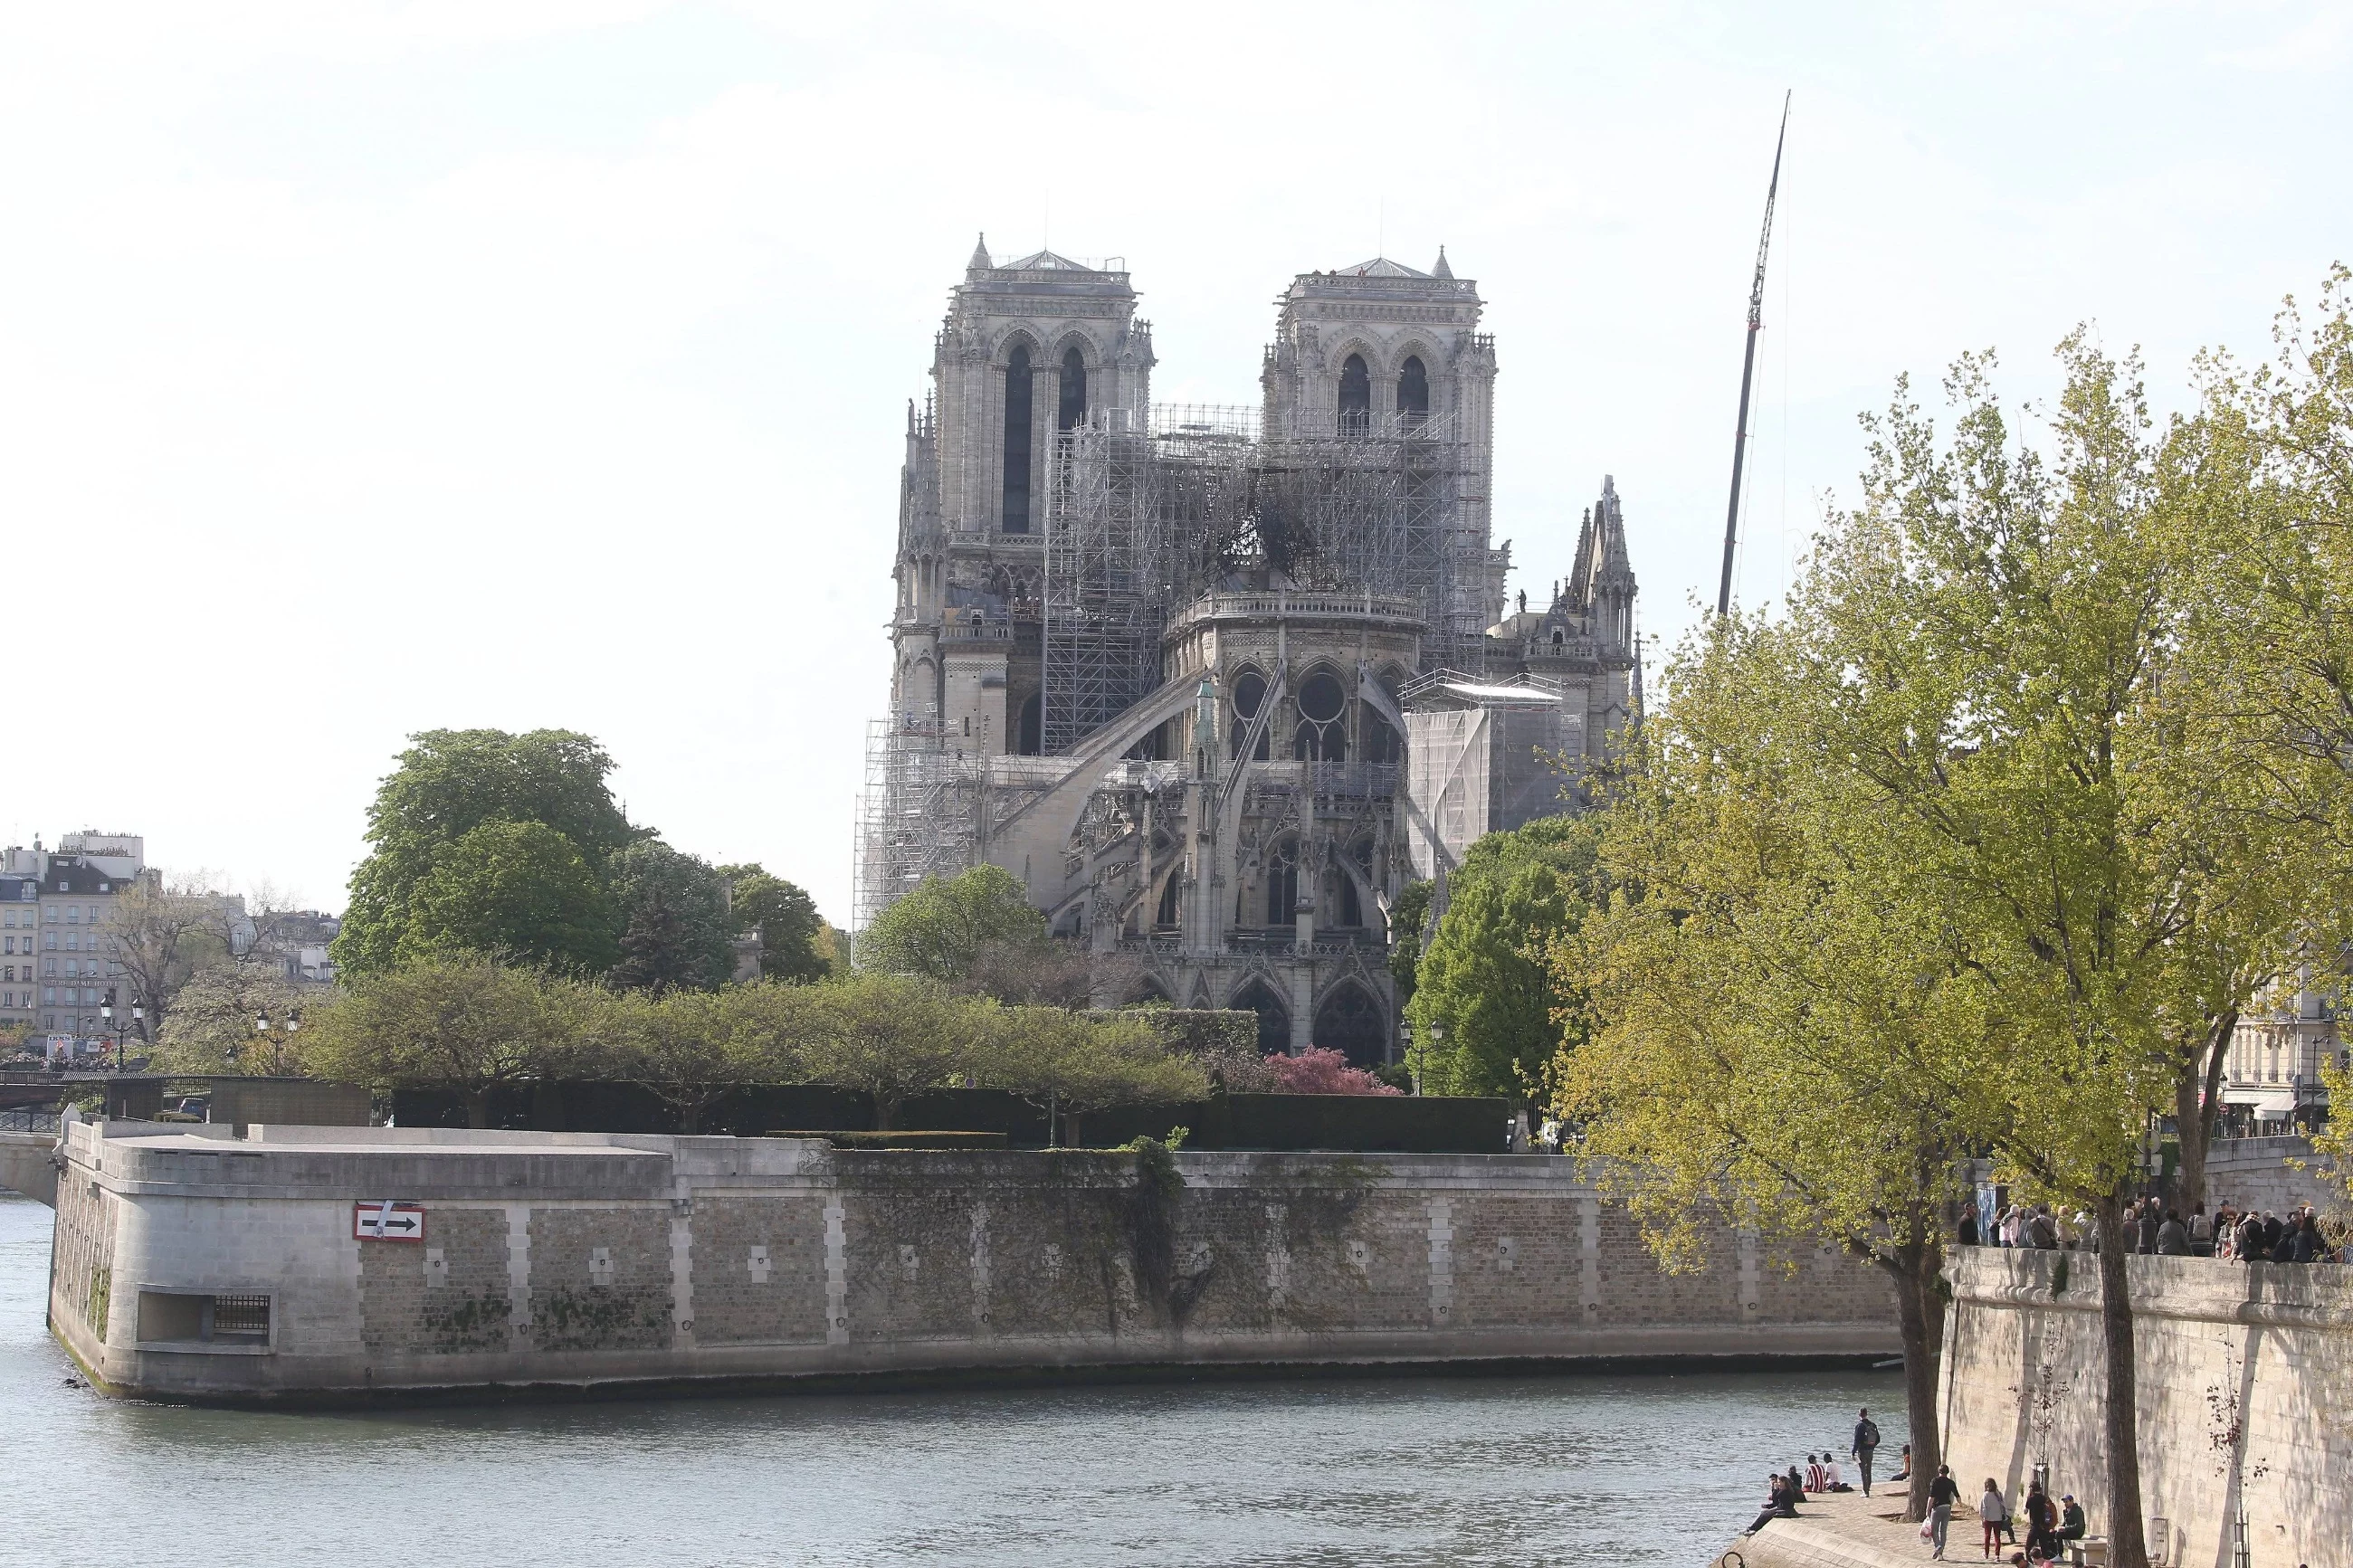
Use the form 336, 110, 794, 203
1398, 355, 1429, 423
1002, 347, 1034, 533
1294, 670, 1348, 762
1058, 346, 1086, 432
1016, 692, 1043, 755
1265, 840, 1300, 926
1231, 668, 1272, 760
1157, 875, 1180, 928
1338, 354, 1371, 436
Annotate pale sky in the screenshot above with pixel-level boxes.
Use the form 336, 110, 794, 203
4, 2, 2346, 924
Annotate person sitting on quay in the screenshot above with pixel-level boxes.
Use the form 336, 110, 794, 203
1805, 1453, 1827, 1493
2056, 1494, 2086, 1548
1891, 1441, 1912, 1483
2157, 1208, 2191, 1256
1742, 1471, 1799, 1535
1820, 1448, 1850, 1492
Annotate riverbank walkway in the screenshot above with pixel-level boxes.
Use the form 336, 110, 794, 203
1720, 1485, 1938, 1568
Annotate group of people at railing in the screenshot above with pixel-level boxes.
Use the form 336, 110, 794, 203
1959, 1197, 2342, 1263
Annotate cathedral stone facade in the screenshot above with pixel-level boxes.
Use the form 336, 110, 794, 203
862, 243, 1641, 1064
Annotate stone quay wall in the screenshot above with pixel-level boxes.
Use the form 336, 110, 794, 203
1939, 1248, 2352, 1568
48, 1120, 1898, 1405
2202, 1135, 2335, 1216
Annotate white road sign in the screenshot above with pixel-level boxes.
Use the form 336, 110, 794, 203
353, 1201, 426, 1242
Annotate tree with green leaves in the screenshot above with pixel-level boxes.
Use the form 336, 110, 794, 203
334, 728, 638, 978
978, 1006, 1207, 1145
303, 954, 600, 1128
860, 864, 1051, 990
1386, 879, 1433, 1011
151, 964, 312, 1077
607, 840, 734, 993
720, 865, 834, 984
395, 819, 620, 975
1559, 613, 1975, 1525
594, 982, 823, 1134
796, 972, 992, 1131
1405, 817, 1601, 1105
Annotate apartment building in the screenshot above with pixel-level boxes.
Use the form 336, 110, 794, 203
0, 832, 148, 1041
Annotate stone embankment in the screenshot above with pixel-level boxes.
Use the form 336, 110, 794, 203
46, 1119, 1897, 1405
1939, 1247, 2348, 1568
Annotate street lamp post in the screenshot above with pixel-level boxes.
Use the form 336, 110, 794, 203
251, 1006, 301, 1076
98, 990, 143, 1074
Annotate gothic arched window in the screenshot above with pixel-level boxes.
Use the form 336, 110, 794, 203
1397, 355, 1429, 424
1312, 983, 1387, 1067
1293, 669, 1348, 762
1338, 354, 1371, 436
1016, 692, 1043, 755
1157, 874, 1180, 928
1231, 978, 1291, 1055
1002, 347, 1034, 532
1058, 346, 1086, 432
1231, 666, 1272, 760
1264, 839, 1300, 927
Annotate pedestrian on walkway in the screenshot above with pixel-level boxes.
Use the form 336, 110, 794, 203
1928, 1466, 1960, 1560
1977, 1478, 2007, 1559
1851, 1407, 1880, 1497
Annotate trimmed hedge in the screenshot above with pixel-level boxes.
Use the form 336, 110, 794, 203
767, 1130, 1009, 1150
389, 1081, 1508, 1155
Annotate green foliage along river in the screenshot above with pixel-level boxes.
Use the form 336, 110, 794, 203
0, 1193, 1902, 1566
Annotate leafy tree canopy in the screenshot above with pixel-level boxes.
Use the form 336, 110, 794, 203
396, 820, 620, 976
719, 864, 834, 984
608, 840, 734, 993
303, 954, 602, 1127
336, 729, 636, 977
1406, 816, 1603, 1103
860, 864, 1047, 986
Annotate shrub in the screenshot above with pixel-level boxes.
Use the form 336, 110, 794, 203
1269, 1047, 1402, 1096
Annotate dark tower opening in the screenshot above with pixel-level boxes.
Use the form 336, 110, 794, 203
1002, 347, 1033, 532
1397, 355, 1429, 423
1338, 354, 1370, 436
1058, 346, 1086, 432
1016, 691, 1043, 755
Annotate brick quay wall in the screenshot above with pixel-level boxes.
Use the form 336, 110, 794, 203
49, 1121, 1897, 1405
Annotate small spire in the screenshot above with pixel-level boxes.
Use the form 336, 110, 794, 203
968, 232, 991, 271
1432, 246, 1454, 280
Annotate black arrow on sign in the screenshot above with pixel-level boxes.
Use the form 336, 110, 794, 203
375, 1216, 419, 1232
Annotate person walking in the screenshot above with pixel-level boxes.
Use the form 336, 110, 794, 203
1851, 1407, 1881, 1497
1977, 1478, 2007, 1559
2189, 1203, 2215, 1258
1929, 1466, 1960, 1560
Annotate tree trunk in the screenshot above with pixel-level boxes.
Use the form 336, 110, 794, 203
2092, 1189, 2149, 1568
2171, 1011, 2235, 1215
874, 1095, 898, 1133
465, 1088, 491, 1130
1875, 1233, 1948, 1523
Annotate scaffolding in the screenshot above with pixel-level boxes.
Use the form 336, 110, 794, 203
1040, 404, 1483, 760
851, 714, 981, 936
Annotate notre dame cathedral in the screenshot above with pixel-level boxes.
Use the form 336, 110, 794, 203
860, 240, 1640, 1064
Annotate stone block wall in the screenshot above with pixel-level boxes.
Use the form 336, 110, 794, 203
51, 1124, 1900, 1403
1939, 1248, 2352, 1568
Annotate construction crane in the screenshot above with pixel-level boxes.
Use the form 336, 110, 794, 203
1716, 91, 1791, 619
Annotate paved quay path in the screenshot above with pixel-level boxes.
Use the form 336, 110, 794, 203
1718, 1486, 1941, 1568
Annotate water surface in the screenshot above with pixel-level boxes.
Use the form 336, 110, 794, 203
0, 1193, 1901, 1566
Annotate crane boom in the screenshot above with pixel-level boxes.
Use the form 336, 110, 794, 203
1716, 91, 1790, 619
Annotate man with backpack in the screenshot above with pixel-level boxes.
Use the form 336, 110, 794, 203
1851, 1407, 1881, 1497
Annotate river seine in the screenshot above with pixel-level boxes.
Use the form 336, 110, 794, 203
0, 1193, 1904, 1566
